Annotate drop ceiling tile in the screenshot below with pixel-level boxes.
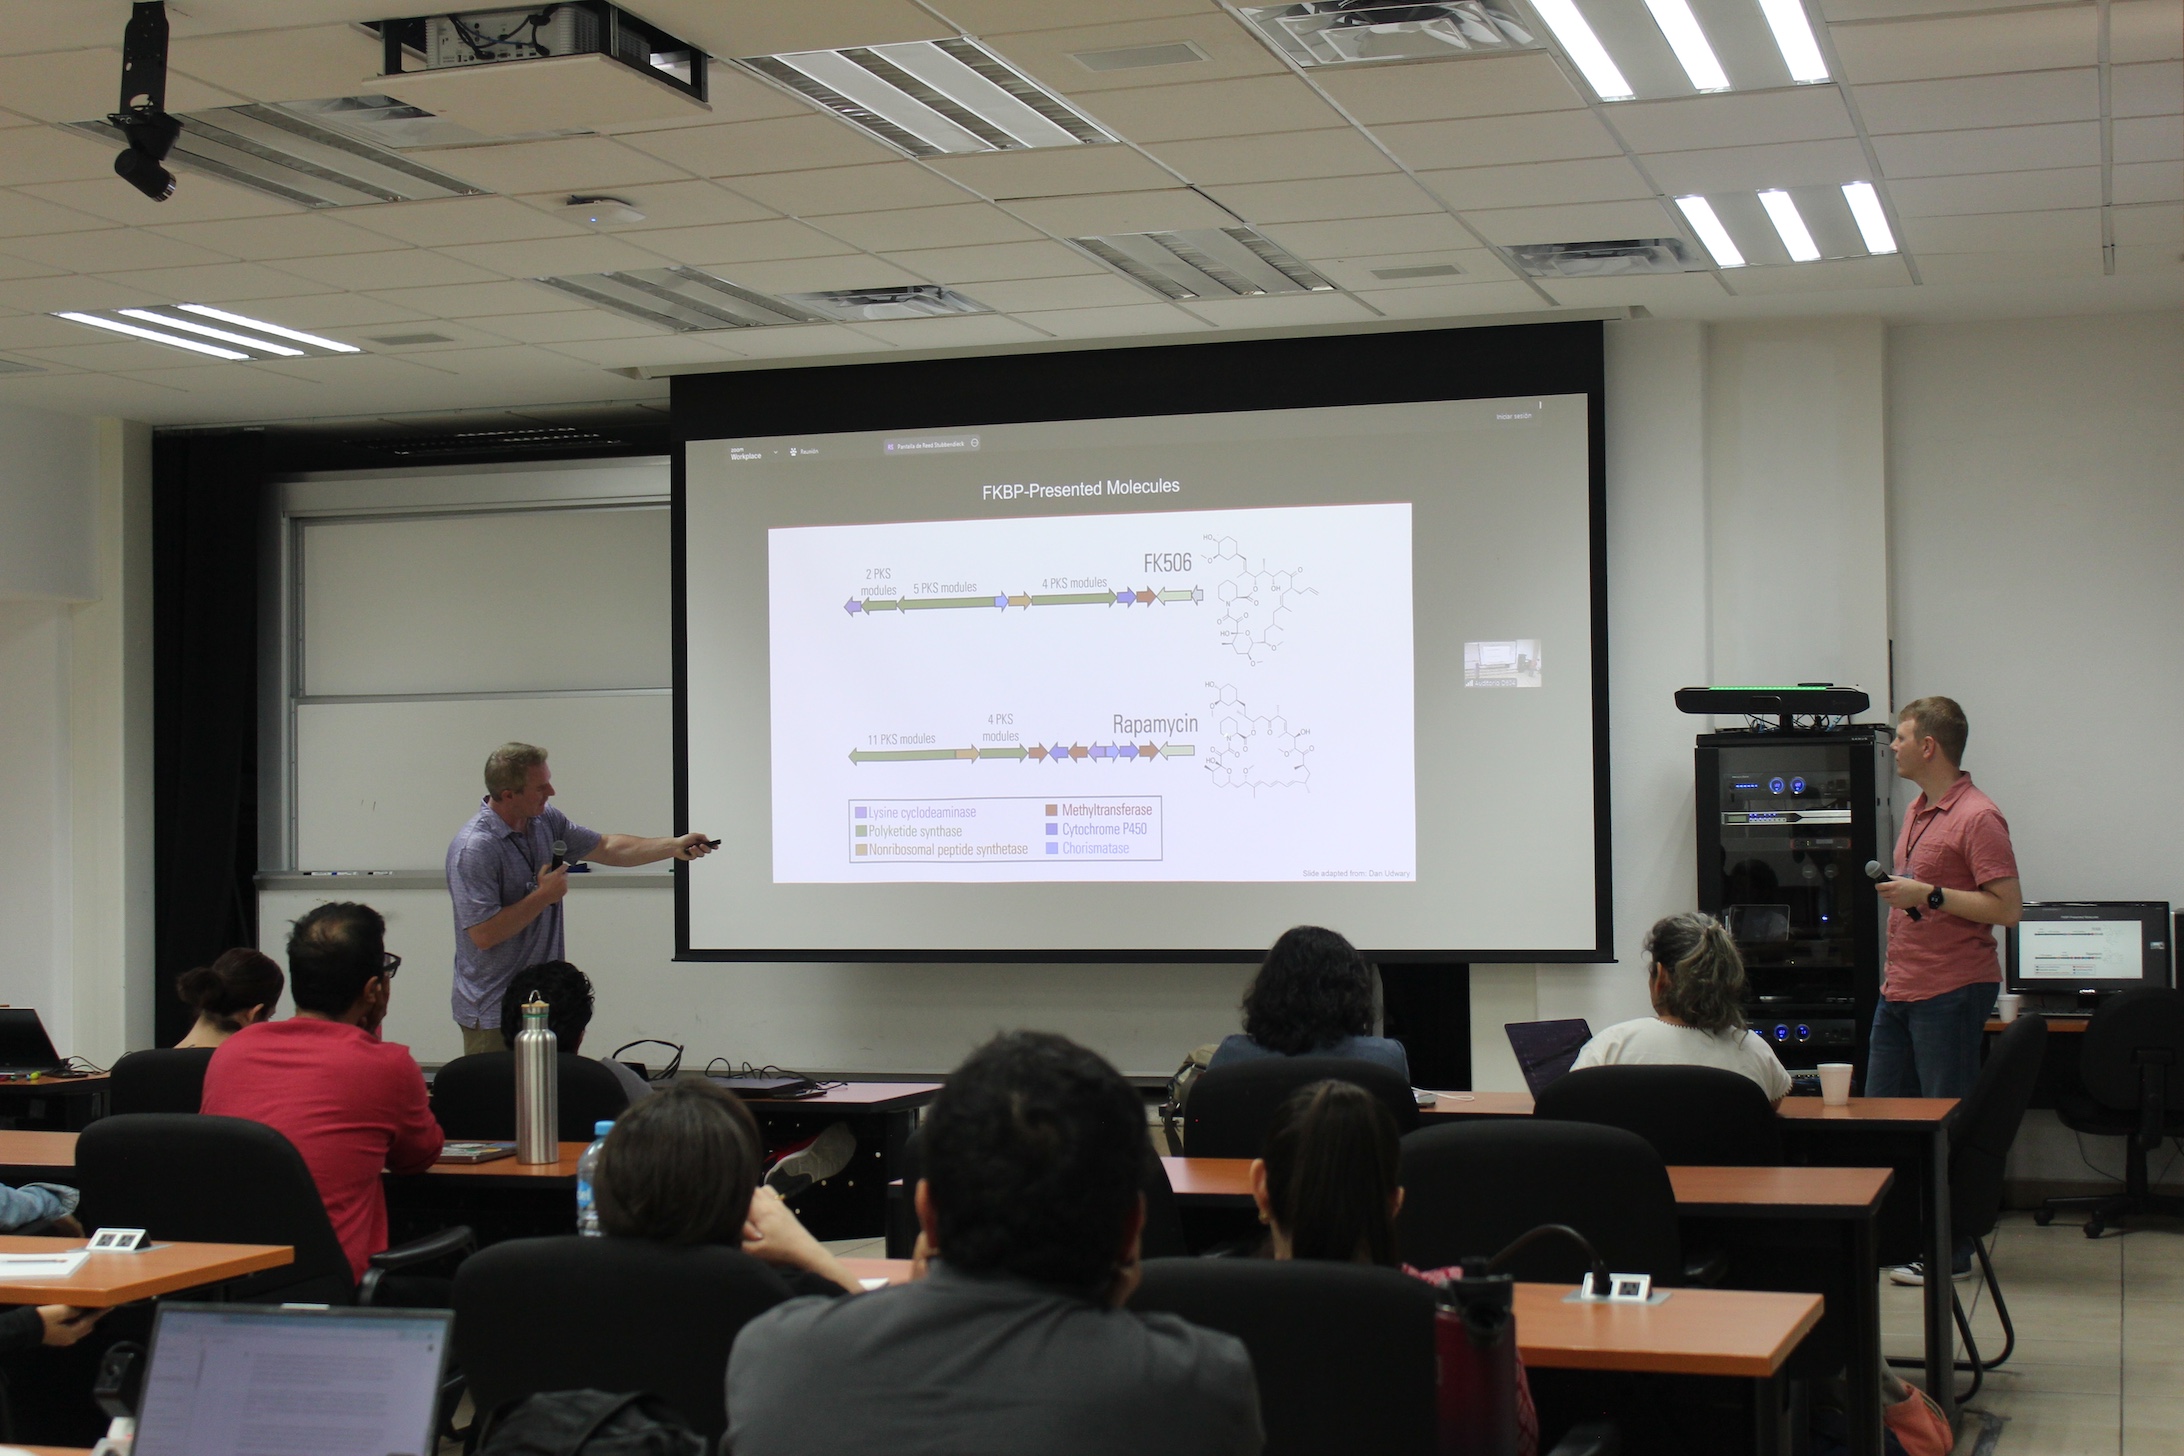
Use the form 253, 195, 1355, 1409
0, 127, 144, 186
2114, 241, 2184, 271
0, 313, 102, 351
92, 261, 336, 302
1888, 167, 2103, 217
1915, 249, 2102, 283
467, 309, 671, 345
618, 114, 899, 176
1544, 274, 1732, 308
0, 252, 63, 282
1313, 54, 1587, 125
711, 322, 899, 358
0, 47, 246, 123
949, 273, 1154, 312
599, 66, 815, 131
729, 162, 975, 216
1606, 89, 1857, 154
1353, 279, 1545, 319
1373, 111, 1622, 170
980, 15, 1284, 95
1642, 139, 1872, 194
1873, 122, 2100, 177
16, 173, 301, 225
813, 203, 1043, 252
0, 188, 112, 238
413, 137, 695, 194
344, 321, 509, 353
632, 0, 955, 57
1204, 174, 1442, 224
14, 337, 231, 372
2112, 202, 2184, 245
1264, 213, 1481, 255
272, 249, 510, 291
1723, 255, 1916, 293
2112, 62, 2183, 117
2115, 115, 2184, 163
2115, 160, 2184, 204
0, 9, 119, 57
2113, 2, 2184, 64
147, 213, 411, 261
1003, 188, 1232, 235
1465, 198, 1682, 246
1177, 291, 1379, 328
3, 228, 235, 273
361, 279, 584, 319
511, 181, 781, 231
576, 218, 857, 266
547, 334, 748, 369
1309, 249, 1512, 289
1416, 158, 1651, 213
346, 197, 593, 248
1149, 130, 1397, 186
1826, 8, 2097, 86
1005, 302, 1211, 338
1900, 207, 2101, 252
936, 1, 1223, 33
845, 314, 1050, 348
168, 24, 385, 105
1821, 0, 2055, 19
1855, 70, 2100, 135
877, 238, 1097, 282
1076, 76, 1347, 143
221, 293, 436, 329
926, 145, 1181, 199
711, 255, 929, 292
436, 234, 694, 278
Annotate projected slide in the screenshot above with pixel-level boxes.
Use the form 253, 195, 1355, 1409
767, 503, 1415, 883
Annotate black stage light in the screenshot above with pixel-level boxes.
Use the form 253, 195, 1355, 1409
112, 110, 180, 201
110, 2, 178, 202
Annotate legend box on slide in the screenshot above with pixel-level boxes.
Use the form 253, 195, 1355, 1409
850, 797, 1162, 865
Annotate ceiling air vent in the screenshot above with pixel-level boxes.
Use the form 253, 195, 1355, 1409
1239, 2, 1540, 67
63, 101, 487, 208
780, 286, 990, 321
1370, 262, 1464, 280
1068, 227, 1335, 301
1507, 238, 1701, 278
366, 332, 457, 346
534, 268, 820, 332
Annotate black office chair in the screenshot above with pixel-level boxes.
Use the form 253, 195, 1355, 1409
108, 1047, 215, 1115
1184, 1055, 1419, 1158
454, 1236, 795, 1446
431, 1051, 631, 1143
1132, 1258, 1436, 1456
1397, 1120, 1685, 1284
882, 1127, 1186, 1260
1534, 1064, 1784, 1165
75, 1114, 472, 1305
2038, 987, 2184, 1236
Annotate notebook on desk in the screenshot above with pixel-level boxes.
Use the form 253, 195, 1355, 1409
1503, 1019, 1593, 1097
133, 1303, 451, 1456
0, 1009, 68, 1074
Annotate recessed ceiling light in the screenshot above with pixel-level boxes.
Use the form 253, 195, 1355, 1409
55, 312, 249, 360
1508, 238, 1699, 277
1674, 196, 1746, 268
1238, 3, 1539, 67
1757, 0, 1830, 84
1756, 190, 1821, 262
566, 195, 647, 226
1841, 182, 1897, 255
53, 306, 361, 360
536, 268, 820, 331
1528, 0, 1634, 101
1370, 263, 1465, 280
780, 286, 990, 321
177, 304, 361, 354
1642, 0, 1731, 93
739, 38, 1110, 157
119, 308, 303, 357
1068, 227, 1333, 301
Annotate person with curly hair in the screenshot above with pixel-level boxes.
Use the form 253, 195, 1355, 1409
1208, 925, 1409, 1080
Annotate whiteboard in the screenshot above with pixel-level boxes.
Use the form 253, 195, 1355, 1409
295, 693, 670, 870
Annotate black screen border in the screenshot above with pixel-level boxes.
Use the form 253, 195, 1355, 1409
671, 321, 1611, 964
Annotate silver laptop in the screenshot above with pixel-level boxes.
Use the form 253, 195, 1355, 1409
133, 1303, 451, 1456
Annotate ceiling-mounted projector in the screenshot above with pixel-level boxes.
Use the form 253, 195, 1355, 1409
374, 5, 711, 134
379, 5, 706, 99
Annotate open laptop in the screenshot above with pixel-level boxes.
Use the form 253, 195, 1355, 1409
1503, 1018, 1593, 1098
132, 1303, 451, 1456
0, 1009, 68, 1073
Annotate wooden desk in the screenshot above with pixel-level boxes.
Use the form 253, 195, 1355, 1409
0, 1235, 290, 1306
1420, 1090, 1536, 1119
0, 1075, 108, 1131
1987, 1017, 2085, 1033
737, 1081, 942, 1113
412, 1143, 585, 1184
0, 1128, 80, 1180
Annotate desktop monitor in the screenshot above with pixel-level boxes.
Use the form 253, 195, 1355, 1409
2006, 902, 2172, 1004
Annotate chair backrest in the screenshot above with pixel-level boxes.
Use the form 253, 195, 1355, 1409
1397, 1120, 1684, 1283
432, 1052, 631, 1142
2081, 987, 2184, 1112
76, 1113, 355, 1304
1534, 1063, 1784, 1166
1949, 1014, 2048, 1241
1132, 1257, 1436, 1456
1185, 1055, 1419, 1158
454, 1235, 794, 1442
896, 1127, 1187, 1260
109, 1047, 216, 1115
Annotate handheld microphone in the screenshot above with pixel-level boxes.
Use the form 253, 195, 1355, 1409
1866, 860, 1921, 920
550, 838, 567, 872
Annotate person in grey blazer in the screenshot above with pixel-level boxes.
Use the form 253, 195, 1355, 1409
728, 1031, 1263, 1456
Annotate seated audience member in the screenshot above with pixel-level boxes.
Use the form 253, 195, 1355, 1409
728, 1031, 1263, 1456
0, 1180, 81, 1238
173, 947, 285, 1050
595, 1079, 860, 1296
496, 961, 651, 1107
1250, 1080, 1537, 1456
201, 902, 444, 1282
1208, 925, 1409, 1080
1571, 913, 1792, 1105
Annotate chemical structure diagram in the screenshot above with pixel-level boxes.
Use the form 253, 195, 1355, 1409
1203, 683, 1313, 792
1207, 534, 1314, 667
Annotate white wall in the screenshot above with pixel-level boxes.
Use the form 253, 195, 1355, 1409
0, 402, 97, 603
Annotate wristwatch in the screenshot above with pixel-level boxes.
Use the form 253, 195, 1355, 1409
1926, 885, 1946, 911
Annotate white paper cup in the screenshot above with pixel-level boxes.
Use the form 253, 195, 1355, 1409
1818, 1062, 1853, 1106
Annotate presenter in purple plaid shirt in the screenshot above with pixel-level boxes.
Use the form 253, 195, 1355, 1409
444, 741, 713, 1056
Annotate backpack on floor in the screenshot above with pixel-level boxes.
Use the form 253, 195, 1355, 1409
475, 1390, 707, 1456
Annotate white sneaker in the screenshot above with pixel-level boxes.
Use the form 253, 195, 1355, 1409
765, 1121, 857, 1199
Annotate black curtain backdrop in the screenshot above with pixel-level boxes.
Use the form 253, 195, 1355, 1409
152, 431, 265, 1047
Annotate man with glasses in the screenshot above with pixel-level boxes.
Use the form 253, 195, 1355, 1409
203, 902, 444, 1284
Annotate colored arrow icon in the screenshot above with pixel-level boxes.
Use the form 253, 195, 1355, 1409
1069, 744, 1088, 760
1156, 588, 1202, 603
846, 740, 1196, 763
1028, 745, 1048, 761
843, 598, 863, 615
1007, 593, 1031, 608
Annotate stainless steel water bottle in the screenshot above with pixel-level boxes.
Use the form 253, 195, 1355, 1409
513, 995, 558, 1164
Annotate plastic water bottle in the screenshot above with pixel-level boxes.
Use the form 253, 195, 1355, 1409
576, 1119, 613, 1236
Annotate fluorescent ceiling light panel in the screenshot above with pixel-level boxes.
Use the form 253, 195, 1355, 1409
54, 312, 249, 360
57, 305, 362, 360
780, 285, 990, 321
1841, 182, 1897, 255
1069, 227, 1333, 301
742, 38, 1108, 158
536, 268, 821, 331
1756, 0, 1830, 84
1239, 3, 1539, 67
1642, 0, 1731, 92
119, 309, 304, 357
1528, 0, 1634, 101
1756, 189, 1821, 261
177, 304, 362, 353
1674, 195, 1746, 267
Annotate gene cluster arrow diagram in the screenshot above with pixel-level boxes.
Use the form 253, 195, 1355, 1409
845, 586, 1203, 616
849, 742, 1196, 764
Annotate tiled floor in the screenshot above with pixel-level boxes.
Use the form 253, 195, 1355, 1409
1883, 1210, 2184, 1455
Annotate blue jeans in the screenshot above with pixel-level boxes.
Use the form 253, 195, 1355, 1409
1866, 981, 1997, 1100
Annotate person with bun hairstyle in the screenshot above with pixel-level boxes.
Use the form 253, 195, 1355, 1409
174, 948, 285, 1049
1209, 925, 1409, 1079
1571, 913, 1792, 1105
